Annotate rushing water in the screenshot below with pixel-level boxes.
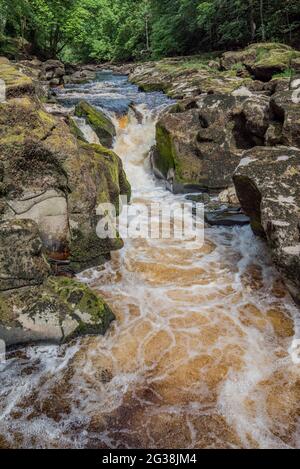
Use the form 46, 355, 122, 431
1, 72, 300, 449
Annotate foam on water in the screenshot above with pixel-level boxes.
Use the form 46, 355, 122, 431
0, 73, 300, 449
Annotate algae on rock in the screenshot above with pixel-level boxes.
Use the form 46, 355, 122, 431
75, 100, 116, 148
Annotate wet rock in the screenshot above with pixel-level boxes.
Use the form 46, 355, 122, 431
75, 100, 116, 148
63, 69, 96, 85
185, 193, 210, 204
0, 276, 115, 346
205, 208, 250, 227
0, 63, 131, 278
218, 186, 239, 205
233, 146, 300, 304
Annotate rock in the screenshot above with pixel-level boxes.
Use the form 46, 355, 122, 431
63, 69, 96, 85
0, 219, 50, 291
270, 90, 300, 148
205, 208, 250, 227
218, 186, 239, 205
0, 60, 34, 97
67, 116, 87, 142
153, 93, 273, 192
185, 193, 210, 204
233, 146, 300, 304
42, 60, 64, 72
208, 60, 220, 69
221, 43, 300, 82
291, 57, 300, 73
0, 276, 115, 346
49, 78, 61, 86
0, 59, 131, 345
0, 60, 131, 273
220, 48, 257, 71
75, 100, 116, 148
129, 60, 250, 99
41, 60, 66, 85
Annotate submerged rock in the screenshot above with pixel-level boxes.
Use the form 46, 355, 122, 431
0, 276, 115, 346
75, 100, 116, 148
233, 146, 300, 304
205, 208, 250, 227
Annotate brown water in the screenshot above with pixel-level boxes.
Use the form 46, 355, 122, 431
0, 96, 300, 449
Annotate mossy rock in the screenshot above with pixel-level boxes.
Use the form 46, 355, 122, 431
67, 116, 87, 142
0, 277, 115, 346
75, 100, 116, 148
46, 277, 115, 337
0, 61, 34, 97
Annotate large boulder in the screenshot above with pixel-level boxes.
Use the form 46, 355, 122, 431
75, 100, 116, 148
63, 69, 97, 85
153, 94, 271, 192
0, 78, 131, 271
233, 146, 300, 304
221, 43, 300, 82
0, 59, 131, 346
270, 90, 300, 148
40, 59, 66, 86
0, 276, 115, 346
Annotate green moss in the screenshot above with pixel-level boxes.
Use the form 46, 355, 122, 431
0, 294, 10, 324
75, 100, 116, 148
272, 68, 295, 79
67, 116, 86, 142
46, 276, 115, 336
0, 62, 34, 96
156, 124, 175, 177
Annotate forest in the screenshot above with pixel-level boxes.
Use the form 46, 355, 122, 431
0, 0, 300, 63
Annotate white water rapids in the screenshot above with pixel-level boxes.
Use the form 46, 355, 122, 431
0, 74, 300, 449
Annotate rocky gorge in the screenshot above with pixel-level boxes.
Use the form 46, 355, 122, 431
0, 57, 131, 345
0, 41, 300, 449
129, 43, 300, 306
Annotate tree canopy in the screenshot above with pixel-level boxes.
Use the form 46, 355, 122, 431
0, 0, 299, 62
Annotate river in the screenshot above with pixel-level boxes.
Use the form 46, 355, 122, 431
0, 72, 300, 449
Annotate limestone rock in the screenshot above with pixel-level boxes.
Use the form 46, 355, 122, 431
233, 146, 300, 304
153, 93, 272, 192
270, 90, 300, 148
0, 276, 115, 346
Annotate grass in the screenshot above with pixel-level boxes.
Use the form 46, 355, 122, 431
272, 68, 295, 79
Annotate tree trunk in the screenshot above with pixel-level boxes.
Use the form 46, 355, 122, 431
249, 0, 256, 42
260, 0, 266, 42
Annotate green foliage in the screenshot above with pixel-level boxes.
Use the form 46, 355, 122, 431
0, 0, 299, 62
